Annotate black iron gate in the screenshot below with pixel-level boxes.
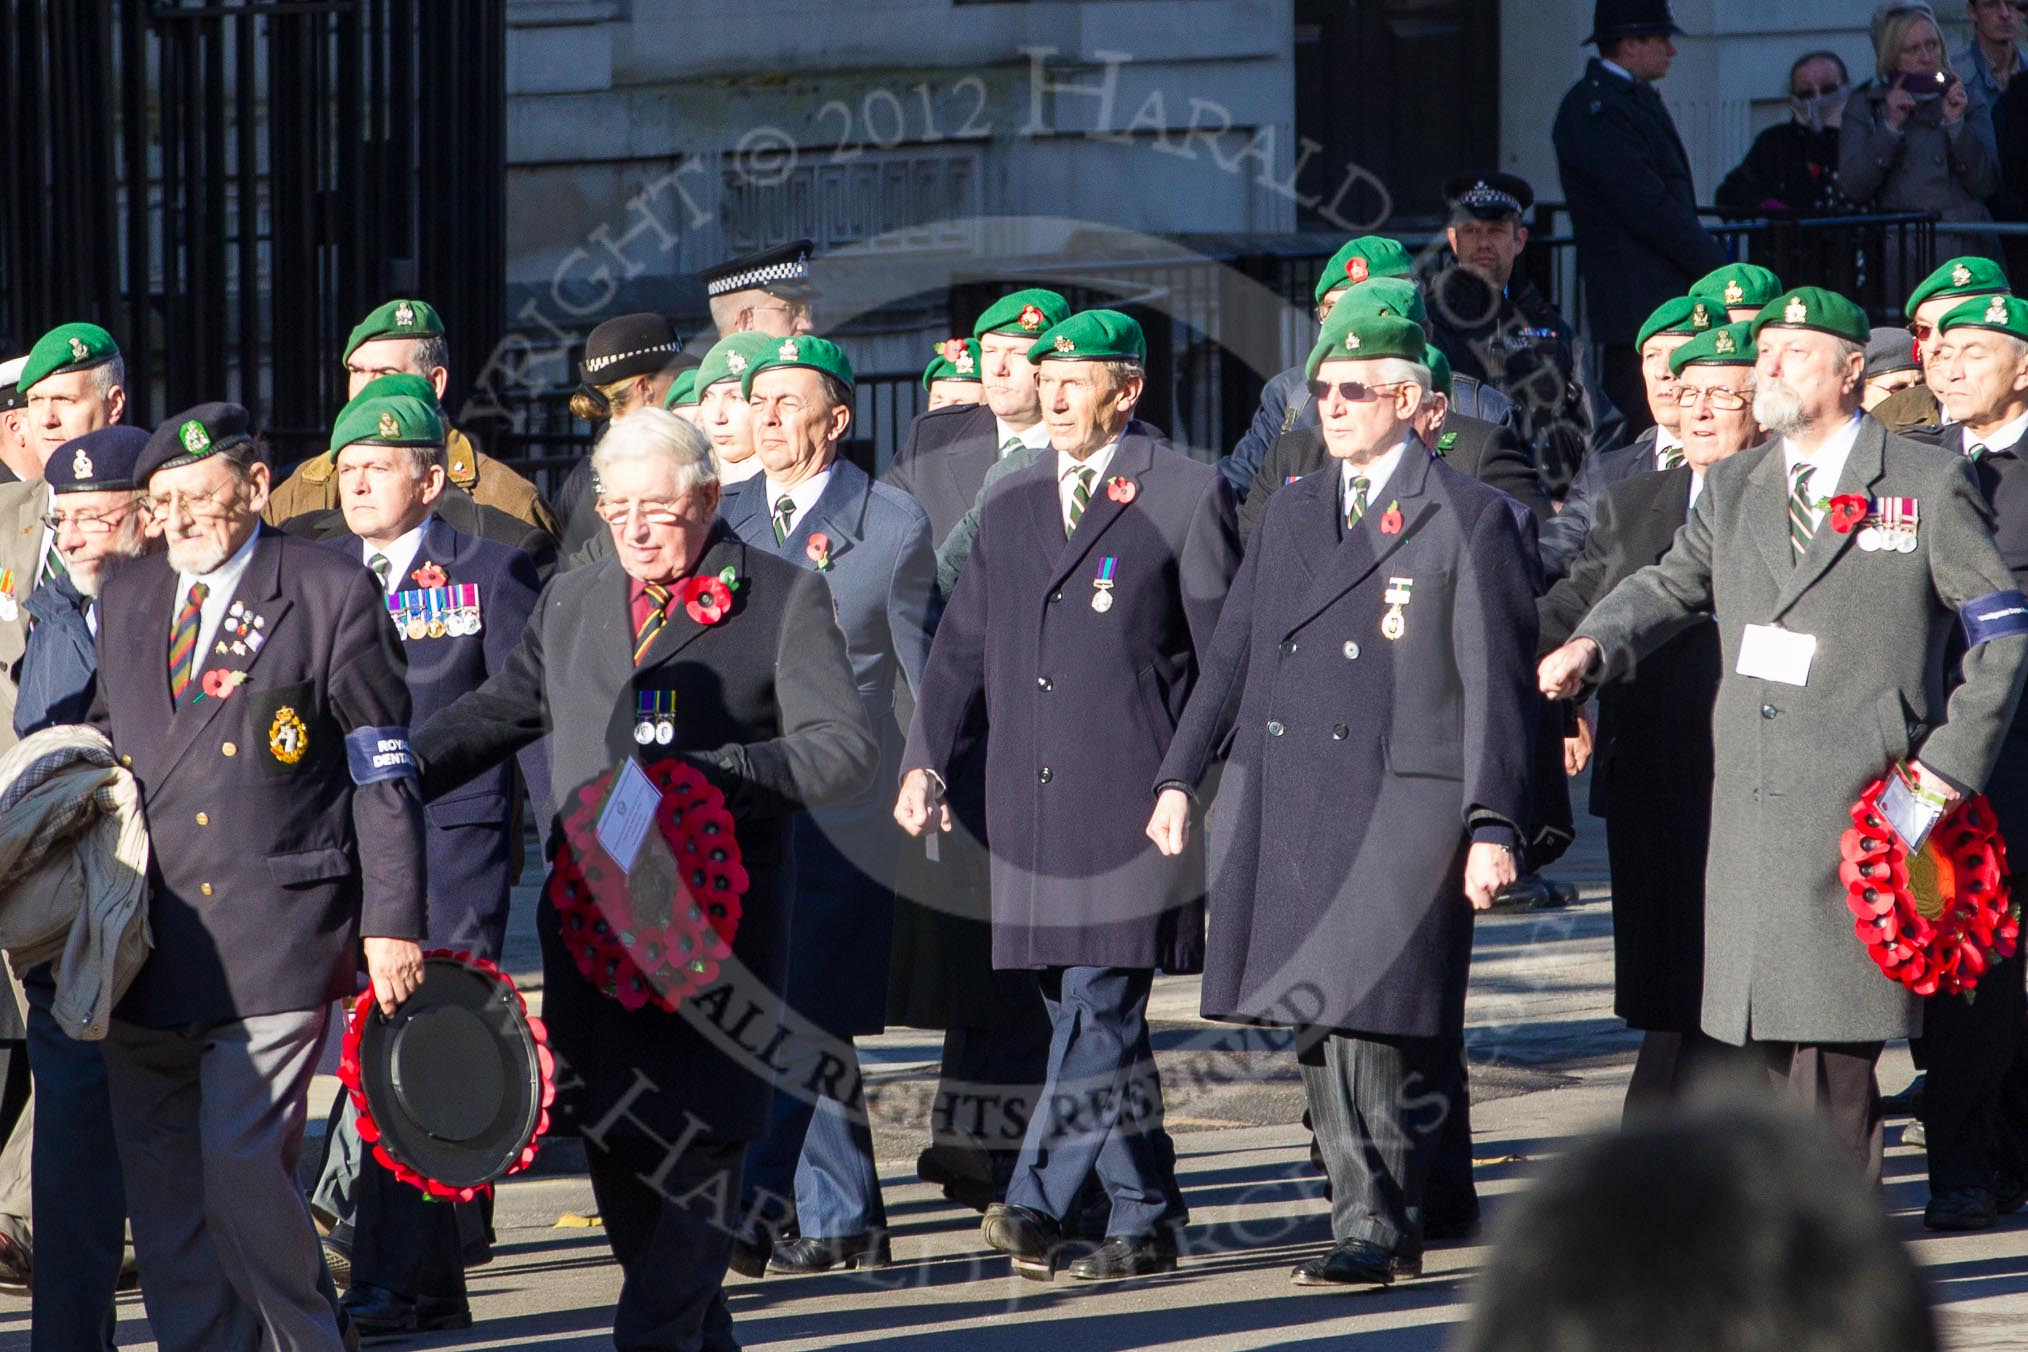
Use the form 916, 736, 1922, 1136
0, 0, 503, 465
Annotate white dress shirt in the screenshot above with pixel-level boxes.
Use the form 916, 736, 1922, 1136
1339, 437, 1412, 524
1780, 412, 1864, 532
1687, 471, 1706, 517
761, 466, 833, 539
35, 485, 55, 588
1966, 409, 2028, 459
1057, 439, 1119, 534
996, 417, 1052, 459
175, 527, 262, 665
361, 517, 430, 595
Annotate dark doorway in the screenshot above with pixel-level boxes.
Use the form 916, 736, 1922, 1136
1293, 0, 1502, 229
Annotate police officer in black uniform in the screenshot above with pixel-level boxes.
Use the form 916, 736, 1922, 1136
1425, 173, 1591, 494
1553, 0, 1725, 437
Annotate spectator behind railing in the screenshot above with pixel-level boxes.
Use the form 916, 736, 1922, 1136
1840, 3, 2002, 272
1716, 51, 1858, 217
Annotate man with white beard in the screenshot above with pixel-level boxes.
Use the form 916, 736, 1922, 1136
1540, 287, 2028, 1180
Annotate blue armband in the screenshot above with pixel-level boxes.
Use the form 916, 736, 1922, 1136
345, 726, 417, 784
1961, 591, 2028, 648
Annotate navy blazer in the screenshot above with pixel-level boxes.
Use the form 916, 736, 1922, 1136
413, 525, 878, 1141
719, 457, 936, 1035
1158, 450, 1538, 1038
904, 428, 1241, 973
325, 515, 543, 959
884, 402, 1002, 549
89, 528, 427, 1026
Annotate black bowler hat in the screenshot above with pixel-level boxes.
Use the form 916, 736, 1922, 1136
1584, 0, 1684, 44
1443, 172, 1536, 221
578, 313, 686, 387
342, 952, 554, 1200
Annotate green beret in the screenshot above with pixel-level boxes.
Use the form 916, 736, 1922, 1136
923, 338, 983, 391
1635, 297, 1702, 352
1689, 264, 1784, 314
1751, 286, 1871, 346
329, 373, 444, 454
1423, 343, 1455, 399
739, 335, 856, 400
1305, 314, 1428, 378
1906, 256, 2012, 319
973, 289, 1070, 340
343, 298, 444, 362
1669, 321, 1757, 375
663, 368, 699, 409
18, 322, 119, 396
1314, 236, 1415, 303
1938, 293, 2028, 343
694, 333, 778, 394
1027, 309, 1146, 365
1327, 277, 1427, 325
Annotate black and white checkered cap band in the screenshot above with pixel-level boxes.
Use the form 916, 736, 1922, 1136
1457, 184, 1522, 215
583, 341, 683, 377
706, 257, 811, 298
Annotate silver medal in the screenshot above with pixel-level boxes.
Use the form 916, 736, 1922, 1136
1857, 526, 1881, 552
656, 720, 675, 746
633, 721, 655, 746
1091, 589, 1113, 613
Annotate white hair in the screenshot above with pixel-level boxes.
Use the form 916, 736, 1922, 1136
1371, 356, 1432, 402
590, 406, 718, 495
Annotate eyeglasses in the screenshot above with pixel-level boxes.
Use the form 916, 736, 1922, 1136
595, 497, 688, 527
41, 501, 144, 534
1672, 385, 1754, 410
1912, 321, 1936, 343
141, 483, 241, 521
1307, 378, 1414, 403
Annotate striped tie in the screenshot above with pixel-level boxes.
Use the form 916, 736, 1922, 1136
1788, 464, 1817, 564
39, 537, 65, 586
1000, 435, 1023, 458
368, 553, 391, 590
1969, 442, 1990, 463
633, 581, 671, 665
1658, 445, 1686, 471
168, 582, 209, 702
772, 496, 796, 544
1345, 474, 1370, 530
1066, 467, 1095, 538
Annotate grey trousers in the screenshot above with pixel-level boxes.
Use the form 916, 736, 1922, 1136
1299, 1031, 1455, 1256
103, 1008, 345, 1352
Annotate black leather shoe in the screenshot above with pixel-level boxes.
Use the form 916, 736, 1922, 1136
920, 1144, 1000, 1212
1066, 1234, 1178, 1281
414, 1295, 473, 1333
768, 1231, 892, 1273
1289, 1240, 1422, 1288
727, 1221, 776, 1279
1926, 1186, 1998, 1232
981, 1203, 1062, 1281
339, 1283, 417, 1337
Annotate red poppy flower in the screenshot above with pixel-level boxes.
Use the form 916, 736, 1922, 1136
941, 338, 965, 364
1105, 476, 1136, 505
411, 562, 447, 589
1827, 494, 1869, 534
201, 668, 237, 700
1379, 507, 1403, 535
1347, 256, 1370, 284
683, 574, 733, 625
806, 532, 833, 571
1840, 781, 2016, 997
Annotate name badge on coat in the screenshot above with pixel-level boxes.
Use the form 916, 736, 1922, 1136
1736, 623, 1817, 687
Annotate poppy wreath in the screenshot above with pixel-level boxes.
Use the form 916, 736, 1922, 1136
336, 949, 556, 1202
1840, 780, 2018, 997
546, 758, 749, 1014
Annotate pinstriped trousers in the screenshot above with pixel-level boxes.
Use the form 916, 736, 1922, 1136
1299, 1031, 1457, 1255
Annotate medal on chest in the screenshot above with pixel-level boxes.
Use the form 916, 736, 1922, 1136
1091, 556, 1116, 613
0, 570, 18, 624
1381, 577, 1413, 641
634, 688, 676, 746
1856, 496, 1919, 554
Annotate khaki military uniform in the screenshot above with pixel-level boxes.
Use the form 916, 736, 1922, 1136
1873, 382, 1942, 434
264, 427, 558, 539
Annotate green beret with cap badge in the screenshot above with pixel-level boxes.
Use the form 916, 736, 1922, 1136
343, 298, 444, 363
1668, 321, 1757, 375
1026, 310, 1147, 365
973, 289, 1071, 340
1314, 236, 1415, 304
329, 374, 445, 453
739, 336, 857, 401
1937, 294, 2028, 343
663, 369, 699, 410
1635, 296, 1703, 352
1750, 286, 1871, 346
923, 338, 983, 391
694, 333, 778, 394
1905, 257, 2011, 319
18, 323, 120, 396
1689, 264, 1784, 314
1305, 313, 1428, 379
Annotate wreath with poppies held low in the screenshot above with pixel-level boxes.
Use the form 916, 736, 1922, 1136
546, 758, 749, 1013
1840, 780, 2018, 998
335, 949, 556, 1202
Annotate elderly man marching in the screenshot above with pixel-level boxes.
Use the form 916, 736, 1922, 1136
898, 310, 1241, 1281
1541, 287, 2028, 1175
1149, 313, 1537, 1289
720, 337, 935, 1275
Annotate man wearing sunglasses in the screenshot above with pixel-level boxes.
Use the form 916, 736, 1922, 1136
1875, 255, 2014, 433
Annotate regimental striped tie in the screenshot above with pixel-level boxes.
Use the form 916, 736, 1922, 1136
1788, 463, 1817, 564
1066, 467, 1095, 538
168, 582, 209, 702
633, 581, 671, 665
39, 537, 65, 587
1345, 474, 1370, 531
1969, 442, 1990, 463
1000, 435, 1023, 458
368, 553, 391, 590
772, 496, 797, 545
1658, 445, 1686, 471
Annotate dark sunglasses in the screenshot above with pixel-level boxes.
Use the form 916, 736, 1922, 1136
1307, 378, 1414, 403
1911, 320, 1936, 342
